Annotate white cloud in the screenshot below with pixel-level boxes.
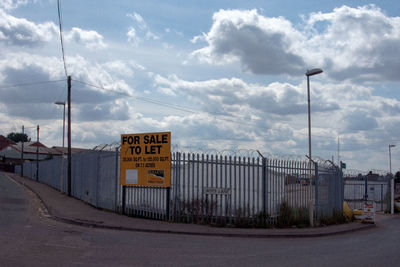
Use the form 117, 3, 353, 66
0, 52, 66, 119
0, 52, 64, 84
127, 27, 139, 44
190, 33, 206, 44
65, 27, 107, 49
191, 9, 306, 75
0, 0, 30, 11
153, 74, 338, 118
0, 9, 57, 46
127, 12, 147, 30
66, 55, 133, 98
0, 52, 133, 122
191, 6, 400, 81
165, 27, 183, 37
0, 3, 398, 171
102, 60, 135, 77
343, 110, 379, 131
126, 11, 159, 42
303, 5, 400, 81
145, 31, 159, 40
149, 73, 400, 166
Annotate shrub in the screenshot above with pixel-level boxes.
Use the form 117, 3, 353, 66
277, 202, 293, 227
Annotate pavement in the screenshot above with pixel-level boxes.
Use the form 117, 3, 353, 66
4, 171, 380, 238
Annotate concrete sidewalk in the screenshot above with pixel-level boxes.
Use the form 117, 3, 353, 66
5, 172, 377, 238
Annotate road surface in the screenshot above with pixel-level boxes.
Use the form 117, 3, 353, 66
1, 172, 399, 266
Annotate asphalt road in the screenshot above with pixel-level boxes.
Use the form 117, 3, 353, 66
1, 173, 399, 266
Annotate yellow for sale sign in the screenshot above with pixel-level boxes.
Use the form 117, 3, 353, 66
120, 132, 171, 187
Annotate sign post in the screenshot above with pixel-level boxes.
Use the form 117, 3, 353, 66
120, 132, 171, 187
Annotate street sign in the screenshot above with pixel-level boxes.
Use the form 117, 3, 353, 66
204, 187, 231, 195
362, 202, 375, 223
120, 132, 171, 187
341, 162, 346, 169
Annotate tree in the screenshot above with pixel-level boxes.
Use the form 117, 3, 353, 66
7, 132, 30, 143
395, 171, 400, 183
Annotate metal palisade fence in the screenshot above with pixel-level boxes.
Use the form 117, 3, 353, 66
16, 150, 343, 226
343, 174, 390, 212
166, 153, 343, 225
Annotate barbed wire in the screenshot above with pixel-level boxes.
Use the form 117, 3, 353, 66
343, 169, 389, 177
92, 142, 394, 176
96, 142, 322, 162
92, 141, 120, 151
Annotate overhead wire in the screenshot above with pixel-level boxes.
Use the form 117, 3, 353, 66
57, 0, 68, 77
0, 76, 392, 149
0, 79, 66, 89
73, 80, 131, 97
48, 82, 68, 121
72, 79, 399, 143
73, 79, 260, 127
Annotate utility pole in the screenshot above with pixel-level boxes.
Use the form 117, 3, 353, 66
337, 136, 340, 166
36, 125, 39, 181
67, 75, 72, 196
389, 144, 396, 214
20, 125, 24, 177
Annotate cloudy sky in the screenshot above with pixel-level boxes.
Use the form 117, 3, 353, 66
0, 0, 399, 172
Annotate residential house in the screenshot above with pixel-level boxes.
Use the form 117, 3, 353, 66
0, 135, 62, 168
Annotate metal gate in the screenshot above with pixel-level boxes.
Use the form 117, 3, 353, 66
315, 163, 343, 219
344, 174, 390, 212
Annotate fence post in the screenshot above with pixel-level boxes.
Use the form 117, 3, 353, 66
340, 167, 344, 211
115, 147, 119, 212
262, 157, 266, 215
122, 185, 126, 215
92, 151, 101, 208
315, 162, 319, 222
174, 152, 180, 221
166, 187, 170, 220
381, 184, 383, 211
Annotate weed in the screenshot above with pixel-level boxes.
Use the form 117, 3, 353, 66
174, 198, 217, 224
318, 209, 347, 226
277, 202, 310, 228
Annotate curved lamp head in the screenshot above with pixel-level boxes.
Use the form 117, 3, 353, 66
55, 101, 66, 106
306, 68, 323, 76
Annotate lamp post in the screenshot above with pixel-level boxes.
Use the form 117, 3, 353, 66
55, 101, 66, 147
389, 144, 395, 214
55, 101, 66, 192
305, 68, 323, 226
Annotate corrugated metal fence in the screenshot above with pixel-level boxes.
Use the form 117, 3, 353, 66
18, 151, 118, 211
17, 151, 343, 226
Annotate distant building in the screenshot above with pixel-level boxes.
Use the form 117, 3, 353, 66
0, 141, 61, 162
0, 135, 62, 170
0, 135, 96, 172
0, 135, 15, 150
365, 171, 380, 181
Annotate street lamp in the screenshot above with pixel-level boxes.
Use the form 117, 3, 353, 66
55, 101, 66, 193
305, 68, 323, 226
389, 144, 395, 214
55, 101, 66, 147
